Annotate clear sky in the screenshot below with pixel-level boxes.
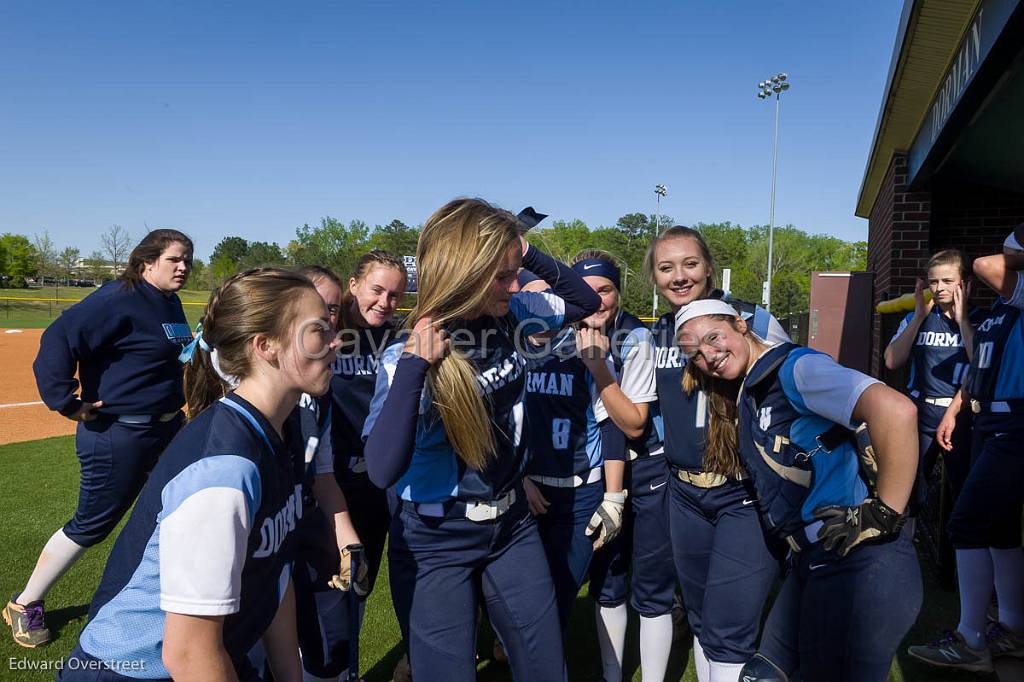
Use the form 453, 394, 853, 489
0, 1, 902, 260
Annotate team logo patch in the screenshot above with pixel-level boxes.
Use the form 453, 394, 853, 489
759, 406, 772, 431
163, 323, 193, 344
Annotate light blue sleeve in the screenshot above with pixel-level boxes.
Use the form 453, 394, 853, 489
362, 341, 404, 441
509, 291, 567, 332
779, 351, 880, 428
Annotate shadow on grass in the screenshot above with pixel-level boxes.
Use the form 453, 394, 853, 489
45, 603, 91, 641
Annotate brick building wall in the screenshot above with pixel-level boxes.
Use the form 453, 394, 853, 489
866, 153, 1024, 381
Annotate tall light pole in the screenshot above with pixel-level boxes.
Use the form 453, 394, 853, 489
757, 73, 790, 313
653, 184, 667, 318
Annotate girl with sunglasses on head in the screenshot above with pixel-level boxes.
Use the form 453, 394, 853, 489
362, 198, 600, 682
677, 298, 921, 681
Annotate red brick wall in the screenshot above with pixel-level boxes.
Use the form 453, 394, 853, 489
866, 154, 1024, 380
867, 153, 932, 377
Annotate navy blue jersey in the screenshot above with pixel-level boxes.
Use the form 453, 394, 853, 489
78, 394, 304, 678
967, 300, 1024, 407
290, 392, 333, 498
524, 329, 602, 478
330, 325, 396, 463
33, 280, 190, 416
651, 296, 789, 470
892, 307, 983, 398
738, 344, 876, 536
364, 291, 570, 503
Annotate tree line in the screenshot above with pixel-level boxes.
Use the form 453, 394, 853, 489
1, 215, 865, 318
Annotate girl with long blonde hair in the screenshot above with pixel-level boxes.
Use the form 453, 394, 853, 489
362, 198, 600, 681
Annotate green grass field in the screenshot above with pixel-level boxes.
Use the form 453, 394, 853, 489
0, 436, 991, 681
0, 287, 209, 329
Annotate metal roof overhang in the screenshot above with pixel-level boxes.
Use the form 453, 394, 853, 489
856, 0, 982, 218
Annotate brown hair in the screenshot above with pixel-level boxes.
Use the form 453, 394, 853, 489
299, 265, 342, 289
120, 229, 194, 289
411, 198, 520, 470
926, 249, 969, 281
643, 225, 717, 291
340, 250, 408, 331
184, 268, 317, 419
680, 314, 760, 477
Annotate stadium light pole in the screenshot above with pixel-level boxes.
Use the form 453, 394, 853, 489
653, 184, 667, 318
757, 73, 790, 313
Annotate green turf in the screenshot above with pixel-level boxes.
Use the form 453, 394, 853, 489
0, 436, 989, 680
0, 288, 206, 329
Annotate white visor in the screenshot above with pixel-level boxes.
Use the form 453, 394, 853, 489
674, 299, 742, 336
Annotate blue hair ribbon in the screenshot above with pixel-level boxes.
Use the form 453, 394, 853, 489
178, 322, 205, 364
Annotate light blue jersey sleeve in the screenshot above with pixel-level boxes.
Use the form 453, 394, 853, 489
362, 341, 404, 441
509, 291, 567, 333
1009, 273, 1024, 310
780, 352, 880, 428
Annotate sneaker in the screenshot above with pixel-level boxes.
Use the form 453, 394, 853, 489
3, 596, 51, 648
987, 621, 1024, 659
907, 630, 993, 673
393, 653, 412, 682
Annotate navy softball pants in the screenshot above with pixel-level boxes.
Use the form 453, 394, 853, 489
757, 522, 922, 682
388, 495, 566, 682
64, 414, 183, 547
589, 455, 675, 617
668, 474, 781, 664
947, 414, 1024, 550
915, 400, 972, 507
534, 479, 603, 630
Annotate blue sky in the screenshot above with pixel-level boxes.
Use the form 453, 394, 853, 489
0, 1, 902, 260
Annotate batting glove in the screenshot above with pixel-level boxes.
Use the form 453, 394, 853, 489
586, 491, 627, 550
814, 497, 906, 557
328, 546, 370, 596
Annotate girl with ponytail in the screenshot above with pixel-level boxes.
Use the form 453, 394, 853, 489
362, 198, 600, 681
57, 268, 339, 681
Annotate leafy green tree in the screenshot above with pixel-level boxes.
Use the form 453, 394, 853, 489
58, 246, 81, 281
368, 219, 419, 259
210, 236, 250, 273
292, 217, 370, 276
239, 241, 285, 270
0, 234, 39, 286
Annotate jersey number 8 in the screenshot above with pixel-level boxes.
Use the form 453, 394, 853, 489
552, 418, 571, 450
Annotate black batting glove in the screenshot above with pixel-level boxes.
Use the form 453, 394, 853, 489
813, 497, 906, 557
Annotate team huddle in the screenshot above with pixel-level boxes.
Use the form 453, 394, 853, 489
4, 198, 1024, 682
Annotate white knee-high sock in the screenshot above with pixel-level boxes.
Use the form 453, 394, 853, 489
20, 529, 87, 604
692, 636, 711, 682
991, 547, 1024, 633
596, 603, 628, 682
707, 660, 744, 682
956, 548, 994, 649
639, 613, 672, 682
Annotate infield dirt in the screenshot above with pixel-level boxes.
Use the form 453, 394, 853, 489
0, 328, 76, 445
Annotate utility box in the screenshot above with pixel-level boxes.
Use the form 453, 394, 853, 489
808, 272, 874, 373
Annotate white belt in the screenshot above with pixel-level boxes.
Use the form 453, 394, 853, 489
348, 457, 368, 474
922, 397, 954, 407
117, 411, 180, 424
528, 466, 603, 489
415, 488, 518, 523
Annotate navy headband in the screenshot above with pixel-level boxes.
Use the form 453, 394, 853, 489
571, 258, 621, 290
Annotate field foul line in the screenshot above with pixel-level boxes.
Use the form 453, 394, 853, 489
0, 401, 44, 409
